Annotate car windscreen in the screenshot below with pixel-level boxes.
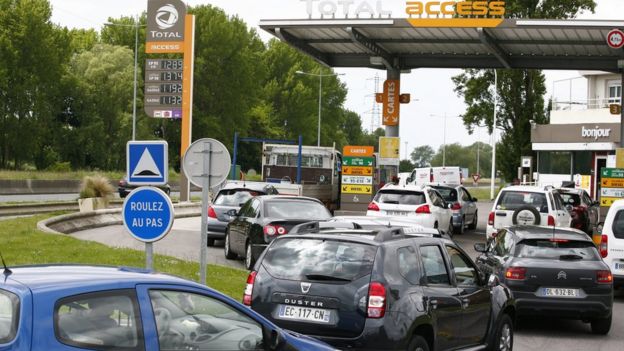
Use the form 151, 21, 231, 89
431, 187, 458, 202
496, 191, 549, 213
214, 189, 264, 207
264, 200, 331, 220
0, 289, 19, 344
374, 190, 426, 205
559, 192, 581, 207
262, 238, 378, 281
515, 239, 600, 260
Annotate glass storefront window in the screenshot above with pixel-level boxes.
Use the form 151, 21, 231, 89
538, 151, 571, 174
573, 151, 592, 175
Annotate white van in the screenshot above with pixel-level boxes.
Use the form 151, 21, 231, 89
407, 167, 462, 186
599, 199, 624, 289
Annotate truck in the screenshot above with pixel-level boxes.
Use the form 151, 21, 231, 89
261, 144, 341, 210
407, 167, 462, 186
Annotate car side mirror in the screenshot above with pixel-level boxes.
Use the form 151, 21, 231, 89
472, 198, 478, 202
474, 242, 487, 253
487, 274, 500, 288
264, 327, 283, 350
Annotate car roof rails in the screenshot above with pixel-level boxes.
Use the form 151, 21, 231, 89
289, 221, 362, 235
373, 227, 444, 242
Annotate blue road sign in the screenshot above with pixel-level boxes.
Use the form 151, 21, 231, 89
122, 187, 174, 243
127, 141, 168, 185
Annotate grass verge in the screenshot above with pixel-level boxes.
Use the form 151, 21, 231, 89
0, 213, 247, 299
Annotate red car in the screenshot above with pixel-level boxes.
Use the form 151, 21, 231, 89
557, 188, 600, 235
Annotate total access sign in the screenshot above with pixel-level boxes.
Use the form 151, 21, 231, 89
123, 187, 174, 243
146, 0, 186, 53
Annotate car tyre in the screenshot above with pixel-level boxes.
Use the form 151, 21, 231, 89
207, 237, 216, 247
468, 211, 478, 230
490, 314, 513, 351
512, 206, 541, 226
407, 335, 429, 351
447, 222, 455, 237
224, 230, 236, 259
245, 241, 256, 271
454, 217, 465, 235
590, 315, 612, 335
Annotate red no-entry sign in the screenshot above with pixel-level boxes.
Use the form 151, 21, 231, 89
607, 29, 624, 49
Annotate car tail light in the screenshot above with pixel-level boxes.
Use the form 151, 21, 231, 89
243, 271, 257, 306
596, 270, 613, 284
415, 205, 431, 214
451, 202, 462, 210
430, 173, 434, 183
547, 215, 555, 226
263, 225, 288, 236
505, 267, 526, 281
367, 202, 380, 211
367, 282, 386, 318
600, 235, 608, 258
208, 206, 217, 219
488, 212, 495, 226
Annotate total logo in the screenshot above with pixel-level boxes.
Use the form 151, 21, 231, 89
156, 4, 179, 30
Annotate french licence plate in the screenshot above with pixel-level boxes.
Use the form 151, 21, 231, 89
386, 211, 408, 216
278, 305, 331, 323
615, 262, 624, 270
542, 288, 579, 297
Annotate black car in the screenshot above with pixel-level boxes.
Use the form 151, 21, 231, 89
117, 175, 171, 198
207, 181, 279, 246
475, 226, 613, 334
556, 188, 600, 235
245, 226, 516, 351
224, 195, 332, 270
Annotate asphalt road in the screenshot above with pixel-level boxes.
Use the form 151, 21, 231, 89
69, 201, 624, 350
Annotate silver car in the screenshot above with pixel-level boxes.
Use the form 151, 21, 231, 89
431, 185, 479, 235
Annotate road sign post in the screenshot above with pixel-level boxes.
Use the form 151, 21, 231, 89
122, 187, 174, 270
182, 138, 231, 285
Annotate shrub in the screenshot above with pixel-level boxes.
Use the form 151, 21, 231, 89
47, 162, 72, 172
79, 175, 114, 199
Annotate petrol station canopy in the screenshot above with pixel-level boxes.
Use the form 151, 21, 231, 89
259, 18, 624, 72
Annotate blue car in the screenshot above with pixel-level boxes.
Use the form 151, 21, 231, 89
0, 264, 336, 350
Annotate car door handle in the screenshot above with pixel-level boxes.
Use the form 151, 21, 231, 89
496, 212, 507, 217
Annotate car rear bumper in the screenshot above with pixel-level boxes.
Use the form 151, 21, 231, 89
313, 318, 403, 350
514, 293, 612, 319
206, 222, 227, 239
614, 275, 624, 288
451, 214, 463, 227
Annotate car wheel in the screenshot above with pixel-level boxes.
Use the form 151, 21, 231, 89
512, 206, 541, 226
590, 315, 612, 335
224, 230, 235, 259
491, 314, 513, 351
454, 217, 465, 235
207, 237, 216, 247
469, 212, 478, 230
407, 335, 429, 351
447, 222, 454, 237
245, 241, 256, 271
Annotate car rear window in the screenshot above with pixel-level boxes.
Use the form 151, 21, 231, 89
214, 189, 264, 206
0, 289, 19, 344
612, 210, 624, 240
374, 190, 426, 205
559, 192, 581, 207
262, 238, 377, 281
265, 200, 331, 219
431, 187, 457, 202
515, 239, 600, 260
496, 191, 549, 213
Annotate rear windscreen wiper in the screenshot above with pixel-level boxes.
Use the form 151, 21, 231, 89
559, 254, 584, 260
305, 274, 352, 282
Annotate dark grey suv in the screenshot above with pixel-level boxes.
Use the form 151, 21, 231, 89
244, 225, 516, 351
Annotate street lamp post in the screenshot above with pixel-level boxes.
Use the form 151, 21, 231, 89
430, 113, 458, 167
491, 69, 498, 200
295, 70, 345, 147
104, 16, 143, 141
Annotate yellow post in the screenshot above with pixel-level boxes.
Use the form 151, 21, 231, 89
180, 14, 195, 202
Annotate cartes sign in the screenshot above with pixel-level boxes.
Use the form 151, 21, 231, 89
343, 166, 373, 176
600, 168, 624, 207
343, 156, 374, 167
342, 184, 373, 195
146, 0, 186, 53
382, 80, 400, 126
342, 175, 373, 185
343, 145, 374, 157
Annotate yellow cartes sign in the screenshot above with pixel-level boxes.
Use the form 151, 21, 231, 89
406, 1, 506, 28
602, 178, 624, 188
343, 166, 373, 176
342, 185, 373, 195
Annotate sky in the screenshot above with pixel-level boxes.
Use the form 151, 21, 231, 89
49, 0, 624, 158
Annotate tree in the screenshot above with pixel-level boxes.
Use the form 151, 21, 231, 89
399, 159, 415, 172
430, 142, 492, 176
452, 0, 595, 181
411, 145, 435, 168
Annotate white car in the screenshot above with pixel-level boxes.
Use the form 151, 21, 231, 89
599, 199, 624, 289
366, 184, 453, 233
486, 185, 572, 239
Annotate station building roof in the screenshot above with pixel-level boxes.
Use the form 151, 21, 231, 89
259, 18, 624, 72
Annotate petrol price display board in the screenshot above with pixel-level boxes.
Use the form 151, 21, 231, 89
144, 59, 183, 119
